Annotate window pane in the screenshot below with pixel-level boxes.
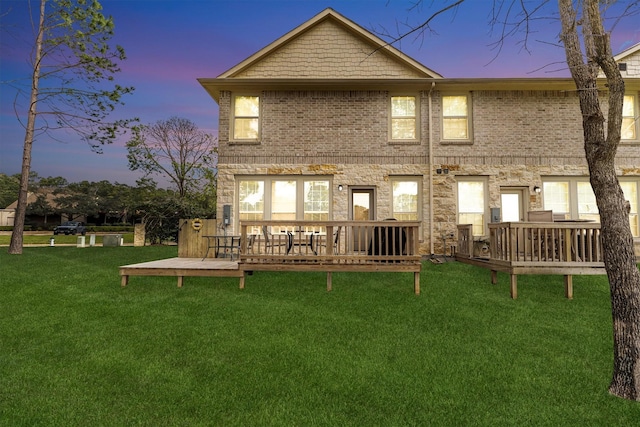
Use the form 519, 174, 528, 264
622, 118, 636, 140
577, 182, 600, 222
271, 181, 296, 221
304, 181, 329, 222
392, 118, 416, 139
623, 96, 635, 116
621, 181, 639, 237
391, 96, 415, 117
239, 180, 264, 234
392, 181, 418, 220
443, 118, 468, 139
234, 118, 259, 139
235, 96, 259, 116
459, 213, 485, 236
458, 181, 484, 236
443, 96, 467, 116
501, 193, 520, 222
458, 182, 484, 212
391, 96, 416, 140
543, 182, 569, 216
622, 96, 637, 140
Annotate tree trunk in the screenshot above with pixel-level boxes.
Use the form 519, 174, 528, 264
559, 0, 640, 401
8, 0, 46, 255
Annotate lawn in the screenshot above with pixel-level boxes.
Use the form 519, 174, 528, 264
1, 247, 638, 426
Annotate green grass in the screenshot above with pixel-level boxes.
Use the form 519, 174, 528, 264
1, 247, 638, 426
0, 233, 134, 245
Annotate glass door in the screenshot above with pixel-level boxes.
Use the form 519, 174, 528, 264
500, 188, 526, 222
350, 188, 374, 251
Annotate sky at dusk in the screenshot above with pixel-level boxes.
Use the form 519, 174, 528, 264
1, 0, 639, 189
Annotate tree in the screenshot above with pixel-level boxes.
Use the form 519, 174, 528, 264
0, 174, 20, 208
392, 0, 640, 400
54, 180, 131, 224
559, 1, 640, 400
126, 116, 218, 198
6, 0, 134, 254
24, 193, 55, 225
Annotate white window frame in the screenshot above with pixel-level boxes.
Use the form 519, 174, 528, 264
542, 177, 640, 238
621, 94, 639, 142
441, 93, 473, 143
389, 95, 419, 142
236, 176, 332, 231
456, 176, 489, 237
390, 176, 422, 221
232, 95, 260, 142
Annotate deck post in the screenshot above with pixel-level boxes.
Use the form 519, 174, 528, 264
564, 275, 573, 299
414, 272, 420, 295
327, 272, 332, 292
121, 275, 128, 287
510, 274, 518, 299
177, 276, 183, 288
239, 272, 245, 289
491, 270, 498, 285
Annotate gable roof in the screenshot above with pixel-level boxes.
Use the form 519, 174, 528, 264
614, 41, 640, 62
215, 8, 442, 80
5, 190, 59, 210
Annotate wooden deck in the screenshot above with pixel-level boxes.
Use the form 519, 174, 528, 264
120, 221, 422, 294
455, 222, 607, 299
120, 258, 244, 288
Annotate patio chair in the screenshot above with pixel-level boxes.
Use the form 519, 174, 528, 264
313, 226, 342, 255
527, 210, 554, 222
262, 226, 291, 254
527, 210, 555, 260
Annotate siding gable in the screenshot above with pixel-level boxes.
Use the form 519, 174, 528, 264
616, 46, 640, 77
219, 8, 441, 79
599, 42, 640, 78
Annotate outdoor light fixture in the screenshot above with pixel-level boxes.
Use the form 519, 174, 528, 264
533, 186, 541, 194
338, 185, 343, 191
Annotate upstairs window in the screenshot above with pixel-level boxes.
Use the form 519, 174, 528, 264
390, 96, 417, 140
233, 95, 260, 140
622, 95, 638, 141
442, 95, 471, 141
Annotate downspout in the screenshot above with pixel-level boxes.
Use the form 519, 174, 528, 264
428, 81, 436, 255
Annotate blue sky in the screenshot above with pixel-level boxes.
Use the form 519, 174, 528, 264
1, 0, 638, 187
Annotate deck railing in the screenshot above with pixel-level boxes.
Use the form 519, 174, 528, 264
457, 222, 603, 267
239, 220, 421, 266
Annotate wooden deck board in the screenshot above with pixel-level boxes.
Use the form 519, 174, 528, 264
121, 257, 239, 270
120, 258, 244, 288
119, 257, 420, 294
456, 254, 606, 299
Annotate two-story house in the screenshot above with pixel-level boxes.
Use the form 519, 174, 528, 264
199, 8, 640, 256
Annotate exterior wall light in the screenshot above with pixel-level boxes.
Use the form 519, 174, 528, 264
533, 186, 541, 194
338, 185, 343, 191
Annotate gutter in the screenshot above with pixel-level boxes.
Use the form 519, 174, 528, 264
428, 81, 435, 256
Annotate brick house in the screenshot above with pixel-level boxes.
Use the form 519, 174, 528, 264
199, 8, 640, 256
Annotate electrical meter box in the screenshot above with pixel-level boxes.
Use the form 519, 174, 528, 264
223, 205, 231, 225
490, 208, 501, 223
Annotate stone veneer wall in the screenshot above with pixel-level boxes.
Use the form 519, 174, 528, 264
218, 161, 640, 257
